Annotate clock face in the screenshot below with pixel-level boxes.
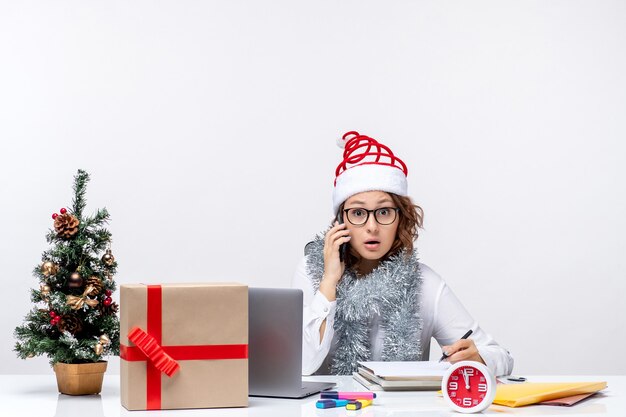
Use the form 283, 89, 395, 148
443, 361, 496, 413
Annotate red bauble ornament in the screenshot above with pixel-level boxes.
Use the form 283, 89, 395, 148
49, 311, 56, 318
103, 297, 112, 306
52, 213, 58, 219
105, 290, 112, 297
50, 319, 56, 325
53, 316, 61, 325
60, 208, 67, 214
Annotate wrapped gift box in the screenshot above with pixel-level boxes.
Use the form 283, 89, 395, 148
120, 283, 248, 410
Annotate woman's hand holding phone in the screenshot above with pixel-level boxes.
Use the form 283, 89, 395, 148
319, 221, 350, 301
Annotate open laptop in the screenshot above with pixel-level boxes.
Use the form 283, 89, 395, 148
248, 287, 335, 398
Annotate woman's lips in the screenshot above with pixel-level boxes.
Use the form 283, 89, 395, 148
363, 241, 381, 251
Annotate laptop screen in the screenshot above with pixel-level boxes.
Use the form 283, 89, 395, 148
248, 287, 304, 394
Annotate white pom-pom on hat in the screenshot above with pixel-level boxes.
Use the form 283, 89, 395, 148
337, 131, 360, 149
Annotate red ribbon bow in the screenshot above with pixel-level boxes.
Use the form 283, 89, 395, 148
127, 326, 180, 377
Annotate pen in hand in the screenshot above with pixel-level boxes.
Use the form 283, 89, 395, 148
438, 329, 473, 362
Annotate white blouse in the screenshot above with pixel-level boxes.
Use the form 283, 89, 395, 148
292, 257, 514, 377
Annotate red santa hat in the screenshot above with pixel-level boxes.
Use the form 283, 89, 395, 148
332, 131, 408, 213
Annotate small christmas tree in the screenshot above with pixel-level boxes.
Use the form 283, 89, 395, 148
14, 170, 120, 365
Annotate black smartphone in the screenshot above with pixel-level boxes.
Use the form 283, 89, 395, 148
336, 212, 348, 262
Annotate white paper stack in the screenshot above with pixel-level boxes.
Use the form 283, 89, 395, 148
354, 361, 450, 391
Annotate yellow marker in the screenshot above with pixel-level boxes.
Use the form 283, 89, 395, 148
346, 398, 373, 410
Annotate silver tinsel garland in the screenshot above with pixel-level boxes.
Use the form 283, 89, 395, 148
305, 234, 423, 375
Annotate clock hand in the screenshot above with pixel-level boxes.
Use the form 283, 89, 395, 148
462, 369, 470, 389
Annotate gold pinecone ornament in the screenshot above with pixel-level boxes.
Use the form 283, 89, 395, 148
54, 213, 80, 239
41, 261, 59, 276
84, 276, 103, 295
40, 284, 51, 297
94, 334, 111, 355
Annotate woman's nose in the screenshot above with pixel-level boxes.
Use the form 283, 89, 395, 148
365, 213, 379, 232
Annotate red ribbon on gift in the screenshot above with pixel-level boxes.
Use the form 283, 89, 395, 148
119, 285, 248, 410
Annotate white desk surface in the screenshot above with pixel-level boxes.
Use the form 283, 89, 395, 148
0, 374, 622, 416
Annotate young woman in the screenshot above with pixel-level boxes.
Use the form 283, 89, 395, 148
292, 131, 514, 376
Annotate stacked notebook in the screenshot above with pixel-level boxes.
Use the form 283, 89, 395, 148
353, 361, 450, 391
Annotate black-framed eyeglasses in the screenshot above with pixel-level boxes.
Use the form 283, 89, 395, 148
343, 207, 400, 226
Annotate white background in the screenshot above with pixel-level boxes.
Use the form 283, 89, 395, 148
1, 1, 624, 376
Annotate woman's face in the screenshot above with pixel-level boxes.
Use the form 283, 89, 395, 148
343, 191, 399, 262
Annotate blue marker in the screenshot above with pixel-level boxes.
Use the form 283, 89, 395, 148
316, 399, 349, 409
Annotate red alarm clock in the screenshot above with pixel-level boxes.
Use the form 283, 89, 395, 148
442, 361, 497, 413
